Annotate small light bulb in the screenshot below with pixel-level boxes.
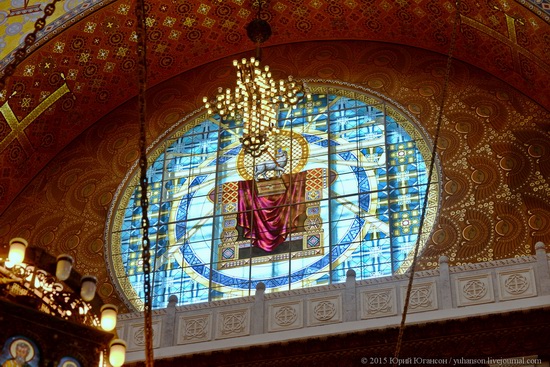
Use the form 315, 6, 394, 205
8, 238, 28, 266
101, 304, 118, 331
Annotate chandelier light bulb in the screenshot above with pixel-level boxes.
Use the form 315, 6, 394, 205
56, 254, 74, 281
109, 339, 127, 367
100, 304, 118, 331
8, 238, 28, 266
80, 275, 97, 302
203, 56, 310, 156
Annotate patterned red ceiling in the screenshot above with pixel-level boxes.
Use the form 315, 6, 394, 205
0, 0, 549, 214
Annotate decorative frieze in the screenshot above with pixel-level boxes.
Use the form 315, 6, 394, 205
268, 301, 303, 332
176, 296, 254, 312
308, 295, 342, 326
267, 301, 304, 332
361, 287, 397, 319
401, 282, 437, 313
177, 313, 212, 344
456, 274, 494, 307
498, 268, 537, 301
216, 308, 250, 339
450, 256, 538, 273
116, 246, 550, 361
127, 320, 162, 351
264, 284, 345, 300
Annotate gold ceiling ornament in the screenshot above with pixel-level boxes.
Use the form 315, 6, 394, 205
203, 0, 311, 158
0, 0, 62, 91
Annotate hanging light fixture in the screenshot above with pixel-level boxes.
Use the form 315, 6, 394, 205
100, 304, 118, 331
203, 0, 311, 157
56, 254, 73, 281
8, 237, 28, 266
109, 339, 127, 367
1, 236, 123, 365
80, 275, 97, 302
2, 238, 100, 319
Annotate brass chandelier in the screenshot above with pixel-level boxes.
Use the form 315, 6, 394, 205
203, 1, 310, 157
0, 238, 126, 366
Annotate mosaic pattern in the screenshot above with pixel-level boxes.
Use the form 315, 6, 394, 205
1, 0, 550, 215
109, 89, 438, 309
0, 0, 111, 63
518, 0, 550, 22
1, 41, 549, 312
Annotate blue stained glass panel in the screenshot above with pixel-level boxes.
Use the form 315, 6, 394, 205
109, 89, 438, 309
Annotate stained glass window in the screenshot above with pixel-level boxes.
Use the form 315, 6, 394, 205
108, 86, 439, 310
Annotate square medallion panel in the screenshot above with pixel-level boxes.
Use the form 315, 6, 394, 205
177, 313, 213, 344
215, 308, 251, 339
400, 281, 438, 313
455, 274, 495, 307
498, 268, 537, 301
361, 287, 397, 319
268, 300, 303, 332
127, 319, 162, 351
308, 295, 342, 326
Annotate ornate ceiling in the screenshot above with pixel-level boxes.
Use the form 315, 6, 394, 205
0, 0, 549, 310
0, 0, 549, 213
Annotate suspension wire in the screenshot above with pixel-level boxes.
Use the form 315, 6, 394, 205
135, 0, 154, 365
392, 1, 461, 364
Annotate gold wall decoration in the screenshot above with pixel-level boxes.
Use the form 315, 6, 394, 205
0, 41, 548, 309
0, 82, 71, 153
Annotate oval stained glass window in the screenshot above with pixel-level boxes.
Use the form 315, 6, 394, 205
107, 85, 440, 310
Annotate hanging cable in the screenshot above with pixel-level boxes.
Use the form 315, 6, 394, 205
393, 1, 461, 364
135, 0, 154, 365
0, 0, 62, 90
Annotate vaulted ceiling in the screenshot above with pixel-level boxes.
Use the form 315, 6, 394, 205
1, 1, 549, 310
1, 0, 549, 214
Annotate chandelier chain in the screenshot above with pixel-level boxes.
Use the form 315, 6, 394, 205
0, 0, 61, 90
135, 0, 154, 365
393, 1, 461, 364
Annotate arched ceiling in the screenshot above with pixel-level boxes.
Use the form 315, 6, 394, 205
1, 1, 550, 311
0, 0, 549, 214
1, 39, 549, 310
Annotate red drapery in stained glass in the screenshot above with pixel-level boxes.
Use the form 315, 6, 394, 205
237, 172, 307, 252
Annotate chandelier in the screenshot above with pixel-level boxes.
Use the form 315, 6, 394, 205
0, 238, 126, 366
203, 1, 310, 157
